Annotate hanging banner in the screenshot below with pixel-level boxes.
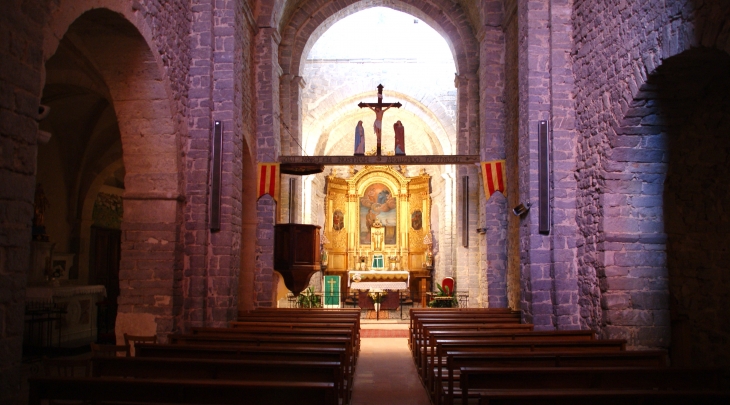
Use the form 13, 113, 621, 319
323, 275, 341, 308
257, 163, 280, 202
481, 160, 506, 201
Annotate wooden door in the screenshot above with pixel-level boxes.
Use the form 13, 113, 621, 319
89, 226, 121, 338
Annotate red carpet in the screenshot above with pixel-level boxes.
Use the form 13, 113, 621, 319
360, 329, 409, 338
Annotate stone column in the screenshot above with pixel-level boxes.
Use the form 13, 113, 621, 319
479, 10, 509, 308
516, 0, 580, 330
117, 195, 182, 341
547, 0, 581, 330
517, 0, 553, 329
254, 27, 282, 307
455, 72, 482, 305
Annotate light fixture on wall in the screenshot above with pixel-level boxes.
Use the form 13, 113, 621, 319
476, 228, 487, 234
512, 202, 531, 217
37, 105, 51, 121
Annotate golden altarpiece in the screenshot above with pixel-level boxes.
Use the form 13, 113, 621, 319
323, 165, 433, 301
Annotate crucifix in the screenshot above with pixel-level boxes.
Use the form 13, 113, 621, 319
358, 84, 402, 156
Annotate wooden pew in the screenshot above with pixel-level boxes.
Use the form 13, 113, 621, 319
457, 366, 725, 404
136, 342, 347, 362
412, 321, 529, 360
420, 329, 593, 375
472, 389, 730, 405
29, 377, 337, 405
236, 315, 360, 342
241, 309, 360, 323
91, 356, 347, 404
409, 308, 520, 335
424, 339, 627, 397
412, 323, 535, 363
439, 350, 669, 405
411, 311, 521, 332
136, 342, 351, 400
169, 333, 354, 362
193, 326, 360, 359
411, 316, 522, 354
167, 334, 355, 390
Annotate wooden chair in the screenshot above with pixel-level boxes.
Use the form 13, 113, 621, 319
91, 343, 131, 357
343, 291, 359, 308
441, 277, 455, 296
123, 333, 157, 356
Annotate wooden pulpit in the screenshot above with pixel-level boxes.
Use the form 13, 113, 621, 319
274, 224, 321, 295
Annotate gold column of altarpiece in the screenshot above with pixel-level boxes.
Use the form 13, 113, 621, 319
323, 166, 431, 274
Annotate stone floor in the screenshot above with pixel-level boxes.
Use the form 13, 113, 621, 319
351, 322, 430, 405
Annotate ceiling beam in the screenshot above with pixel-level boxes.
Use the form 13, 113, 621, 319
279, 155, 479, 165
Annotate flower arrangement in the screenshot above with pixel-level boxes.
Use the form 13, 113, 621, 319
351, 273, 362, 283
427, 283, 458, 308
368, 289, 387, 304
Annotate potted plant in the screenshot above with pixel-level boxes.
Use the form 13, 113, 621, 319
296, 287, 322, 308
427, 283, 458, 308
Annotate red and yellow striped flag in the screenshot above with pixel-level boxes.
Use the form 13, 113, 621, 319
257, 163, 280, 202
481, 160, 506, 201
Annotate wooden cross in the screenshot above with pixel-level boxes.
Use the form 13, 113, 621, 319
358, 84, 402, 156
327, 277, 337, 295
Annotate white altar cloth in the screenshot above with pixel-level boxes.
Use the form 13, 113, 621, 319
349, 281, 408, 290
347, 270, 409, 290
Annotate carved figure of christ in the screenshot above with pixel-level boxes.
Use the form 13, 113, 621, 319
358, 84, 402, 155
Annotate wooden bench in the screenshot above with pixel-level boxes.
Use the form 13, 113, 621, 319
193, 326, 360, 358
420, 329, 594, 376
439, 350, 669, 405
409, 309, 520, 335
91, 355, 348, 404
411, 316, 523, 354
424, 339, 627, 397
169, 332, 355, 363
412, 322, 532, 360
29, 377, 337, 405
471, 389, 730, 405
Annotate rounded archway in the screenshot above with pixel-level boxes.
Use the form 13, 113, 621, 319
601, 48, 730, 363
41, 7, 183, 341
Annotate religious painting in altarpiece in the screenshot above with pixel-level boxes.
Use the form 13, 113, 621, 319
323, 165, 431, 272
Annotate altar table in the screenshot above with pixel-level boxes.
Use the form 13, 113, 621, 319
347, 270, 410, 290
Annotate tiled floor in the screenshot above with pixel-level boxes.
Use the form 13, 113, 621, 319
351, 324, 430, 405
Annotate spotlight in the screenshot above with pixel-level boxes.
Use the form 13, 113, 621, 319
37, 105, 51, 121
512, 202, 531, 217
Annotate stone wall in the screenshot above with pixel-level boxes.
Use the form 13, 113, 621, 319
572, 0, 730, 349
479, 0, 508, 308
503, 1, 521, 310
0, 1, 50, 402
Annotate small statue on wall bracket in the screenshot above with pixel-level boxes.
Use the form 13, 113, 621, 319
33, 183, 50, 241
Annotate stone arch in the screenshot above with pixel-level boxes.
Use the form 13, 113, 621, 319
305, 91, 454, 157
278, 0, 480, 157
572, 0, 730, 348
596, 1, 730, 355
43, 6, 184, 341
602, 46, 730, 359
279, 0, 477, 77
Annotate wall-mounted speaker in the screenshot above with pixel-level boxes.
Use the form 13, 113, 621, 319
538, 120, 550, 235
210, 121, 223, 231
